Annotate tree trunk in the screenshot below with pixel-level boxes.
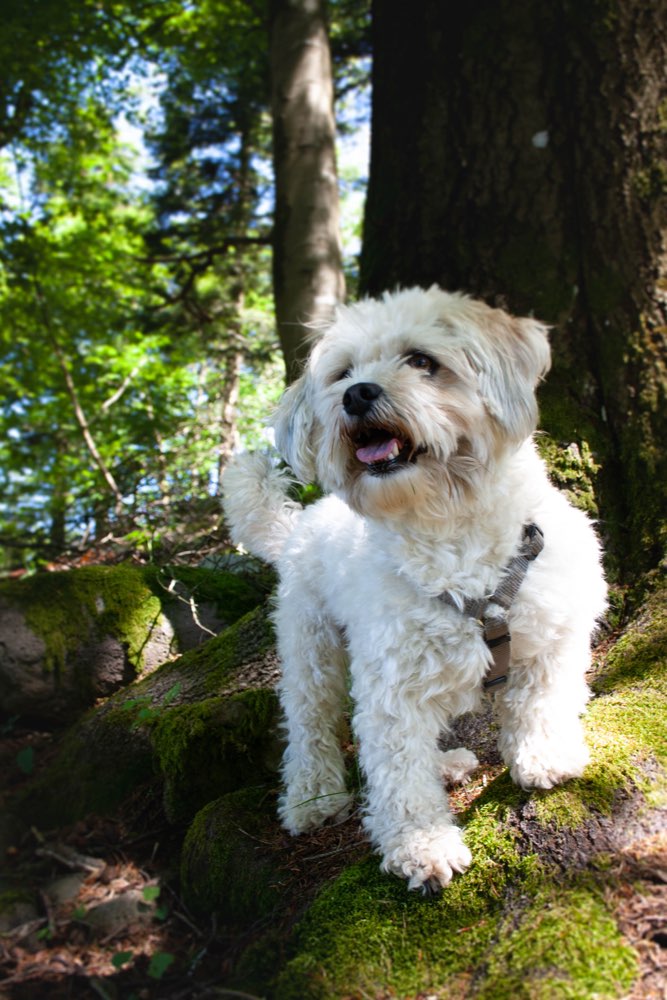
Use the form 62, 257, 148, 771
361, 0, 667, 578
217, 347, 243, 492
269, 0, 346, 383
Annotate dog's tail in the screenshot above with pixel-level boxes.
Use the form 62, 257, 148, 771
222, 451, 303, 565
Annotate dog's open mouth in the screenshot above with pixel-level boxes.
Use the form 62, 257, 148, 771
353, 427, 424, 475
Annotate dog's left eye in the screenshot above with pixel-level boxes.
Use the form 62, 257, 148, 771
405, 351, 439, 375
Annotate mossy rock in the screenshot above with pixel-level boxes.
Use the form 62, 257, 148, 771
0, 563, 270, 725
13, 606, 278, 829
152, 688, 282, 822
270, 806, 636, 1000
0, 889, 39, 933
180, 786, 283, 924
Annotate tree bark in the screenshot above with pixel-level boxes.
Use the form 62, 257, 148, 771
269, 0, 346, 383
361, 0, 667, 577
217, 347, 243, 491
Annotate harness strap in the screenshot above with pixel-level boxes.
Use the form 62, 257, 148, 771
438, 523, 544, 690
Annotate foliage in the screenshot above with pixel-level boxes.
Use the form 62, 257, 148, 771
0, 0, 370, 570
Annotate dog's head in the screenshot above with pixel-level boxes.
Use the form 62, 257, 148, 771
272, 286, 550, 519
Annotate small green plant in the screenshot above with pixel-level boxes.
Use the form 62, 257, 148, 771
111, 950, 133, 970
121, 683, 183, 727
16, 746, 34, 775
1, 715, 19, 736
147, 951, 175, 980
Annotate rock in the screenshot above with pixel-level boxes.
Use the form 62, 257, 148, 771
180, 787, 282, 924
14, 606, 279, 830
0, 563, 270, 725
82, 889, 155, 934
0, 892, 39, 933
44, 872, 86, 905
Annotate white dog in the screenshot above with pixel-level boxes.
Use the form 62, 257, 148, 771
222, 286, 606, 892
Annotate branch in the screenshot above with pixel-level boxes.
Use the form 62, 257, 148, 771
136, 234, 272, 266
31, 283, 126, 517
97, 361, 145, 416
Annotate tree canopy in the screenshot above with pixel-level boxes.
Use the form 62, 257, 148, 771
0, 0, 369, 568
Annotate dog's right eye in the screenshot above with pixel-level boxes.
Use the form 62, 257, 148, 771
405, 351, 439, 375
336, 368, 352, 381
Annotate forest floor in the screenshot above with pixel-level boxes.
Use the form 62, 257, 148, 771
1, 540, 666, 998
2, 720, 666, 999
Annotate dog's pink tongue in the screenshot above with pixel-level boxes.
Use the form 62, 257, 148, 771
356, 437, 401, 464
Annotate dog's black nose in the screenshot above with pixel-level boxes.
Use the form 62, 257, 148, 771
343, 382, 383, 416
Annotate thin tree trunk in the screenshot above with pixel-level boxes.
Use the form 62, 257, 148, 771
51, 337, 125, 517
33, 282, 126, 519
216, 348, 243, 492
269, 0, 345, 383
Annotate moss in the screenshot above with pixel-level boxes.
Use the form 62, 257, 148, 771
199, 606, 276, 693
0, 889, 37, 933
0, 565, 163, 678
151, 688, 281, 822
536, 435, 601, 517
272, 800, 540, 999
15, 706, 156, 829
633, 162, 667, 200
532, 583, 667, 829
105, 604, 276, 709
147, 564, 272, 625
595, 584, 667, 694
476, 883, 637, 999
0, 564, 269, 689
266, 788, 636, 999
180, 786, 282, 923
0, 888, 35, 911
12, 601, 278, 829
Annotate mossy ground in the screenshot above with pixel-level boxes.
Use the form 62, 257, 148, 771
532, 582, 667, 828
270, 799, 637, 1000
232, 586, 666, 998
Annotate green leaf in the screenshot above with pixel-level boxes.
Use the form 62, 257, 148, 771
111, 950, 134, 969
16, 746, 34, 775
142, 885, 161, 902
163, 682, 182, 705
147, 951, 174, 980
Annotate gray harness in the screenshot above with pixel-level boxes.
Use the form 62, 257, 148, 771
438, 523, 544, 690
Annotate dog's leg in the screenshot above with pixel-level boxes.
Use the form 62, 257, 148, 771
495, 637, 592, 790
276, 605, 353, 834
352, 688, 472, 892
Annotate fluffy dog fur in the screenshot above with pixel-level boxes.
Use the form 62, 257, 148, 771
222, 286, 606, 892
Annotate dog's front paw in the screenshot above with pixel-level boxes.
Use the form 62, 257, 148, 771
382, 825, 472, 892
509, 741, 590, 790
278, 786, 353, 835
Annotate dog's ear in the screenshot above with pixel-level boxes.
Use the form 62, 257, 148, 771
468, 310, 551, 444
272, 372, 318, 484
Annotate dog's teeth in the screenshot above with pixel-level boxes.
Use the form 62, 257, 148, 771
388, 443, 399, 460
